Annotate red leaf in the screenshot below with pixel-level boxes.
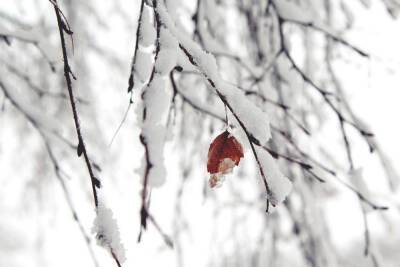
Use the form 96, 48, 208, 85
207, 131, 244, 188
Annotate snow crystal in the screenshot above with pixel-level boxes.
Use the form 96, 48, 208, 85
92, 202, 126, 263
139, 6, 156, 47
255, 146, 293, 206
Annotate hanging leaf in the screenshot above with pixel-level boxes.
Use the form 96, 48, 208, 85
207, 130, 244, 188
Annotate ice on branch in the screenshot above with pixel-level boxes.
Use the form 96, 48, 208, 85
92, 202, 126, 263
255, 146, 293, 205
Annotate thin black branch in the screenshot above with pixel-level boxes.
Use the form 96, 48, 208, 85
263, 146, 314, 172
137, 1, 173, 247
271, 126, 336, 176
170, 70, 228, 123
127, 0, 146, 93
138, 0, 161, 233
333, 175, 388, 210
271, 2, 374, 151
280, 17, 369, 58
52, 0, 101, 207
51, 2, 123, 266
178, 44, 272, 210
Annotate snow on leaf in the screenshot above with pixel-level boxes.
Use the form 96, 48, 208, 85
207, 130, 244, 188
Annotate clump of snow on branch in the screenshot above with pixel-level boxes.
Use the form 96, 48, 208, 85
135, 50, 153, 83
92, 202, 126, 263
155, 27, 179, 76
141, 124, 167, 187
139, 6, 156, 47
142, 75, 169, 125
137, 22, 179, 188
255, 146, 293, 206
220, 82, 272, 145
139, 72, 170, 187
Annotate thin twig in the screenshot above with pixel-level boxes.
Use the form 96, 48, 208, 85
51, 2, 122, 266
127, 0, 146, 93
52, 0, 101, 207
178, 44, 272, 211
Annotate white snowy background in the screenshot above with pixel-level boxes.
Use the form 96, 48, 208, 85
1, 0, 400, 267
